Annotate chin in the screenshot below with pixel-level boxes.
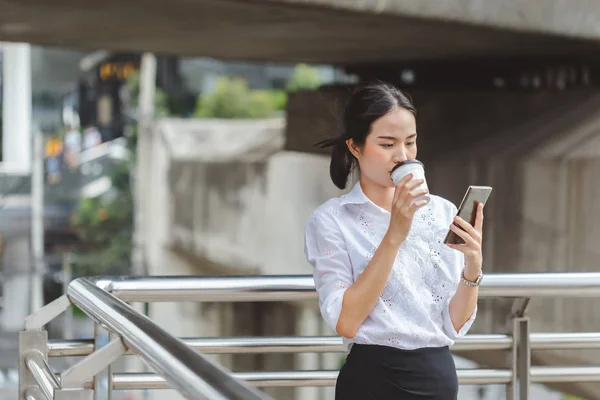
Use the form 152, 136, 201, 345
380, 178, 395, 188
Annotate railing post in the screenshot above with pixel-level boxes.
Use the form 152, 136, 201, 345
93, 323, 100, 400
58, 323, 124, 400
507, 299, 530, 400
19, 330, 48, 399
107, 332, 117, 400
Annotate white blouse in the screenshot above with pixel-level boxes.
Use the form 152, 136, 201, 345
304, 182, 477, 352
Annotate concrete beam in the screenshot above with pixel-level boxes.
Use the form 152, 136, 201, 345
0, 0, 599, 64
270, 0, 600, 42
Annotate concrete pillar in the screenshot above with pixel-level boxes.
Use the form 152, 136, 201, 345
1, 236, 32, 331
129, 53, 158, 399
1, 42, 32, 173
30, 128, 44, 314
131, 52, 157, 277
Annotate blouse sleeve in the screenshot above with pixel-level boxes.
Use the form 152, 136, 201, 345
442, 287, 478, 339
441, 202, 477, 339
304, 210, 354, 333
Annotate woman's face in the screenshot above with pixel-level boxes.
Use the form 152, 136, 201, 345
347, 106, 417, 188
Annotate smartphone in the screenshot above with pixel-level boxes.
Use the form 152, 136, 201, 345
443, 185, 493, 245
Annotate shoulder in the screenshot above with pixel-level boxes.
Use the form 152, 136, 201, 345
304, 197, 347, 256
307, 197, 344, 228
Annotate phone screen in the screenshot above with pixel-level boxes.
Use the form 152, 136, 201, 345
443, 186, 492, 245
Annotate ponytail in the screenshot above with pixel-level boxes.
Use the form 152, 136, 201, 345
316, 136, 354, 190
314, 81, 416, 191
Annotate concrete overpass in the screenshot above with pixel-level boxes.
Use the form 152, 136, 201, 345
1, 0, 600, 64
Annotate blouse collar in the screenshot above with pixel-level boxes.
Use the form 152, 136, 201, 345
340, 182, 389, 214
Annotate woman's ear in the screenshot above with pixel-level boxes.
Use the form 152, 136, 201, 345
346, 139, 361, 160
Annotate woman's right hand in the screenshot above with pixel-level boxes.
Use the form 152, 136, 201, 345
386, 174, 430, 245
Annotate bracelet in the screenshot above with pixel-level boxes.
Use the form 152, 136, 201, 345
461, 268, 483, 287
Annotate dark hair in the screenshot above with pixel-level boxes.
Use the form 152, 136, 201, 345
316, 81, 417, 190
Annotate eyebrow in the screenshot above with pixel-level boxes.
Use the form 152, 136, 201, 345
377, 134, 417, 140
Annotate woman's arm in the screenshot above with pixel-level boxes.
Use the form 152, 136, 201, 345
336, 176, 429, 338
336, 232, 402, 338
446, 202, 484, 332
448, 270, 479, 333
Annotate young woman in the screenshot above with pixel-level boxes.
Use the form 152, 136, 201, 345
304, 82, 484, 400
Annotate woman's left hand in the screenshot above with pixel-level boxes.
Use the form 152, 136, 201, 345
447, 202, 484, 276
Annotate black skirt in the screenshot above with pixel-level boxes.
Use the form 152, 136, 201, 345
335, 344, 458, 400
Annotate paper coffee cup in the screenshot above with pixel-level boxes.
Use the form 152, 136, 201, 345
390, 160, 431, 205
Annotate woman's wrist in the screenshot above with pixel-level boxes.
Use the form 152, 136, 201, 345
463, 257, 482, 281
383, 228, 405, 248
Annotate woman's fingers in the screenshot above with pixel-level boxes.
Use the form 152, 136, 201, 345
404, 178, 425, 191
400, 187, 428, 214
448, 203, 484, 267
448, 223, 479, 248
409, 199, 430, 213
447, 242, 468, 253
392, 174, 413, 204
453, 215, 481, 242
474, 202, 484, 233
393, 177, 424, 206
406, 188, 428, 205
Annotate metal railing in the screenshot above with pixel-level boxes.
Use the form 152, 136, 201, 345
18, 272, 600, 400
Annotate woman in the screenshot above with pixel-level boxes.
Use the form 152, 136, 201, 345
304, 82, 484, 400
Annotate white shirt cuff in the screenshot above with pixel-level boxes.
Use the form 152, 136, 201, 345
443, 301, 477, 339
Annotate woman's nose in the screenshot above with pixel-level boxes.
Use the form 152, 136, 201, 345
393, 149, 407, 163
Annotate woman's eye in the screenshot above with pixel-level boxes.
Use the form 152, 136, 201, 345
381, 144, 394, 148
406, 142, 416, 146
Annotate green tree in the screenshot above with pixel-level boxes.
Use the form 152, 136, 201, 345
254, 89, 287, 112
286, 64, 321, 92
195, 77, 278, 119
70, 161, 133, 277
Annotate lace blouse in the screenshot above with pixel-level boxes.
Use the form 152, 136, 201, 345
304, 182, 476, 351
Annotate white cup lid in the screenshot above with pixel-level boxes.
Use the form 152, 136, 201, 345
390, 160, 424, 176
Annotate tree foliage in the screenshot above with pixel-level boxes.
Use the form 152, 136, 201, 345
195, 77, 279, 119
286, 64, 321, 92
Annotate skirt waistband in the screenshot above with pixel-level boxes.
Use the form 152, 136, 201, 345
337, 344, 458, 399
349, 343, 451, 359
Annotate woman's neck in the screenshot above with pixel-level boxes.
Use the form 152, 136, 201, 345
359, 177, 395, 212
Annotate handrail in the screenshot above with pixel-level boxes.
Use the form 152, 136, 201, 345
111, 369, 514, 388
48, 331, 600, 358
107, 366, 600, 389
67, 278, 273, 400
96, 272, 600, 302
22, 272, 600, 399
47, 334, 512, 357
